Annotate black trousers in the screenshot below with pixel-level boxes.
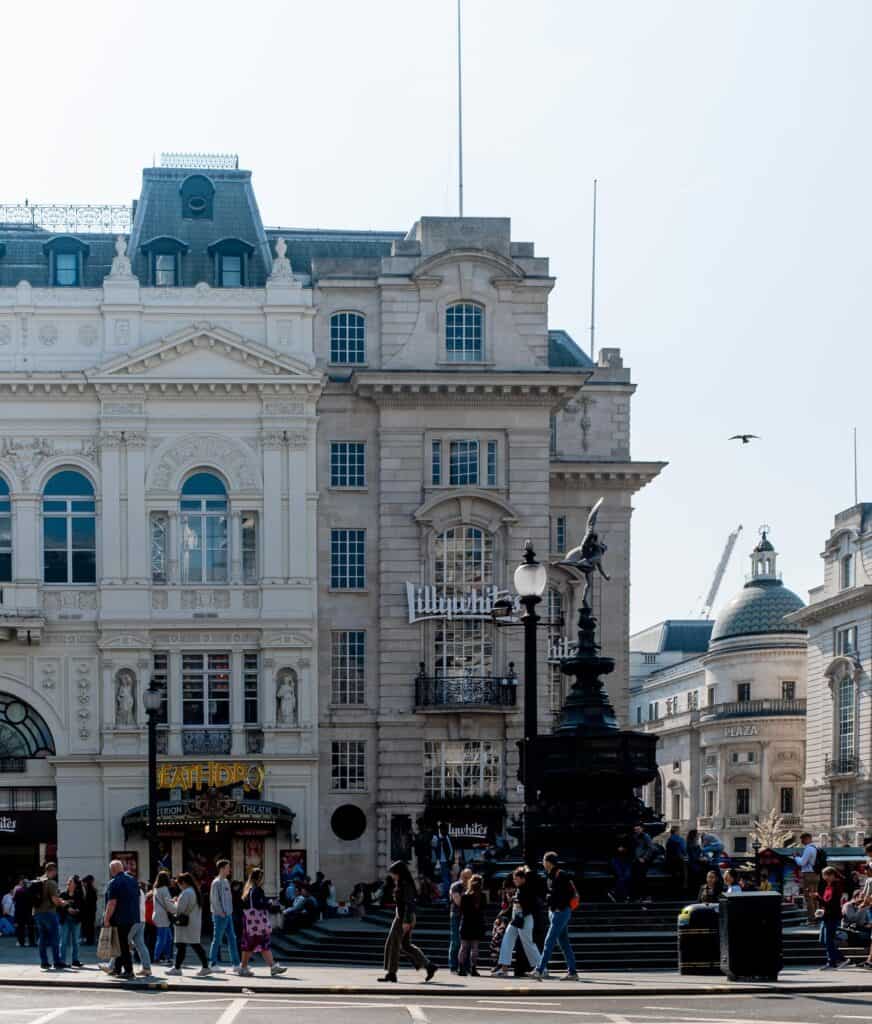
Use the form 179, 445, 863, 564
16, 919, 35, 946
175, 942, 208, 970
113, 921, 133, 976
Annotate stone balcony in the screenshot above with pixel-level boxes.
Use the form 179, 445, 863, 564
414, 673, 518, 712
699, 698, 806, 721
825, 755, 860, 777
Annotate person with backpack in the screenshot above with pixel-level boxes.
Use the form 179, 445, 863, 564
530, 852, 579, 982
794, 832, 824, 925
32, 863, 68, 970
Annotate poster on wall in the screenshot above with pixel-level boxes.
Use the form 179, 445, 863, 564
280, 849, 306, 885
112, 851, 139, 878
244, 838, 263, 879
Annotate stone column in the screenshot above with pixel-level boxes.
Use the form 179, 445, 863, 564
167, 511, 180, 584
286, 434, 308, 579
126, 434, 149, 582
13, 496, 40, 584
230, 511, 243, 584
99, 432, 123, 583
231, 648, 245, 755
168, 650, 183, 756
261, 432, 285, 583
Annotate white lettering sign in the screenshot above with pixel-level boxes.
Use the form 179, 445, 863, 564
405, 583, 520, 624
547, 636, 576, 662
448, 822, 490, 839
0, 815, 14, 833
724, 725, 759, 738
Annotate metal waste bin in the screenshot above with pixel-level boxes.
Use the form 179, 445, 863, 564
719, 891, 782, 981
677, 902, 721, 975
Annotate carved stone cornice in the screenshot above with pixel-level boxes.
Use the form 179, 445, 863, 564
352, 370, 588, 409
550, 460, 667, 494
785, 585, 872, 626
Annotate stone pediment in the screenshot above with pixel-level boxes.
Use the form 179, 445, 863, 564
90, 324, 320, 382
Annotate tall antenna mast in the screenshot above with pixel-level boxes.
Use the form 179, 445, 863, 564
854, 427, 859, 505
589, 178, 598, 359
457, 0, 464, 217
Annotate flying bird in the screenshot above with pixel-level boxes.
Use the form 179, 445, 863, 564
729, 434, 760, 445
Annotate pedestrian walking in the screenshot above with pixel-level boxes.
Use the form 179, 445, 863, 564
12, 876, 35, 948
33, 863, 67, 970
432, 823, 454, 900
817, 866, 847, 969
448, 867, 472, 973
58, 876, 84, 968
150, 870, 175, 964
166, 872, 211, 976
378, 860, 438, 984
531, 852, 579, 982
80, 876, 98, 946
458, 874, 486, 977
793, 832, 823, 925
102, 858, 140, 979
237, 868, 287, 977
128, 883, 152, 977
208, 859, 241, 971
492, 866, 541, 978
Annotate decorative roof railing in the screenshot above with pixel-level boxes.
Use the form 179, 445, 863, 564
0, 204, 132, 234
160, 152, 239, 170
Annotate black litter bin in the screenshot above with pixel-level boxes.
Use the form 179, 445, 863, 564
719, 891, 782, 981
677, 902, 720, 975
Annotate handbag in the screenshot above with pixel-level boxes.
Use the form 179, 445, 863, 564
243, 889, 272, 943
97, 925, 121, 960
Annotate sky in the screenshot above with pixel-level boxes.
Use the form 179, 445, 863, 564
3, 0, 870, 632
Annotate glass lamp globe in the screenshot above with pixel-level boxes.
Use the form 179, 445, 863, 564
514, 556, 547, 598
142, 687, 162, 713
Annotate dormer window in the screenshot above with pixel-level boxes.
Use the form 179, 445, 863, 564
140, 237, 189, 287
155, 254, 177, 286
43, 236, 89, 288
208, 238, 254, 288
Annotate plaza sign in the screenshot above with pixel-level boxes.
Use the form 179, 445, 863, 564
156, 761, 264, 793
724, 725, 759, 738
406, 583, 520, 623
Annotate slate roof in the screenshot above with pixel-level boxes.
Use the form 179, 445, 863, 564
548, 329, 594, 369
631, 619, 714, 654
0, 227, 117, 287
264, 228, 403, 280
710, 578, 806, 643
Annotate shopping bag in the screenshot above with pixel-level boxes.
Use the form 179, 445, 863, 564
97, 925, 121, 960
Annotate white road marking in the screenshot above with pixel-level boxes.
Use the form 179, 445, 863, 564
28, 1011, 68, 1024
212, 999, 248, 1024
406, 1008, 429, 1024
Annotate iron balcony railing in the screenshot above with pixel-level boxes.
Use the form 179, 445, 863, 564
825, 755, 859, 777
182, 729, 232, 755
699, 698, 806, 720
415, 674, 518, 710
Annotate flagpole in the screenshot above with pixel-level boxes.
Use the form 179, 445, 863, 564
457, 0, 464, 217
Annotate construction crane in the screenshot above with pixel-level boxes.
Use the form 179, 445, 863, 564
698, 524, 743, 619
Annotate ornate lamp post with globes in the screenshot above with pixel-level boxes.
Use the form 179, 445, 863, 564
142, 683, 162, 885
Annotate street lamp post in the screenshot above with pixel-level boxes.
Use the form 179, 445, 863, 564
752, 838, 761, 887
512, 541, 548, 868
142, 685, 162, 885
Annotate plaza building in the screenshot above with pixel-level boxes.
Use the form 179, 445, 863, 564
787, 502, 872, 846
0, 155, 663, 892
631, 530, 807, 854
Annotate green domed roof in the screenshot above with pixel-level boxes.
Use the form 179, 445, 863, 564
710, 578, 805, 642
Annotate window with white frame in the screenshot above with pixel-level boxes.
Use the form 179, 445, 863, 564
486, 441, 497, 487
182, 652, 230, 726
841, 553, 854, 590
0, 477, 11, 582
736, 681, 751, 702
151, 652, 169, 725
433, 526, 493, 676
424, 740, 502, 798
330, 529, 366, 589
331, 630, 366, 705
636, 706, 643, 725
331, 740, 366, 791
242, 512, 258, 583
445, 302, 483, 361
180, 472, 228, 584
555, 516, 567, 553
836, 790, 856, 827
42, 470, 96, 584
648, 701, 659, 721
835, 625, 858, 657
330, 311, 366, 364
549, 415, 558, 456
150, 512, 168, 583
330, 442, 366, 488
431, 440, 442, 485
243, 651, 259, 725
687, 690, 699, 710
837, 672, 856, 763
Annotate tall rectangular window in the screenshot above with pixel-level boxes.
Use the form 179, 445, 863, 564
841, 554, 854, 590
243, 651, 259, 725
648, 701, 659, 721
330, 529, 365, 589
331, 630, 366, 705
671, 793, 681, 821
838, 675, 856, 762
0, 483, 11, 583
780, 786, 794, 814
152, 652, 169, 725
835, 625, 858, 656
705, 789, 714, 817
737, 682, 751, 703
182, 652, 230, 726
555, 516, 567, 553
150, 512, 168, 583
424, 740, 502, 798
220, 255, 242, 287
445, 302, 483, 362
331, 740, 366, 791
54, 252, 78, 286
736, 788, 750, 815
636, 706, 642, 725
431, 440, 442, 485
242, 512, 258, 583
154, 253, 177, 286
449, 440, 479, 485
486, 441, 497, 486
781, 680, 796, 701
549, 415, 558, 456
836, 790, 856, 826
330, 442, 366, 488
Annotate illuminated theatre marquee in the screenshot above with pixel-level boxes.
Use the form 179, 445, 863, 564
156, 761, 265, 793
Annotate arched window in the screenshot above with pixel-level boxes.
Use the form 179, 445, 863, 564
445, 302, 483, 362
330, 311, 366, 364
0, 693, 55, 757
432, 526, 493, 677
42, 470, 96, 584
0, 476, 10, 582
837, 673, 856, 765
180, 472, 228, 583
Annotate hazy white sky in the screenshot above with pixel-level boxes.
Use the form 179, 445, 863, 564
4, 1, 870, 631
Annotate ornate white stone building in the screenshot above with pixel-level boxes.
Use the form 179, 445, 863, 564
631, 531, 807, 854
0, 156, 663, 891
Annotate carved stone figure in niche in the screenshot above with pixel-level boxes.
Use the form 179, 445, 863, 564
276, 668, 298, 725
115, 668, 136, 726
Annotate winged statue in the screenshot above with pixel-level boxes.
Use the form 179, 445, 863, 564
557, 496, 611, 607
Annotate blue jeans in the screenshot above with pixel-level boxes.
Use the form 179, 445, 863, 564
129, 922, 151, 971
448, 914, 461, 971
154, 926, 173, 962
537, 907, 576, 974
209, 913, 240, 966
440, 863, 452, 899
34, 911, 61, 966
821, 918, 843, 966
60, 919, 80, 964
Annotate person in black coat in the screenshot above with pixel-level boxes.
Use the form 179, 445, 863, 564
80, 875, 98, 945
458, 874, 486, 976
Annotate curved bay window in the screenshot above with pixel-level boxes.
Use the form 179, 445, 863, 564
433, 526, 493, 677
180, 472, 228, 583
0, 477, 10, 582
42, 470, 96, 583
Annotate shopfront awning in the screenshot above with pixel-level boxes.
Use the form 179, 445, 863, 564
122, 798, 294, 832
